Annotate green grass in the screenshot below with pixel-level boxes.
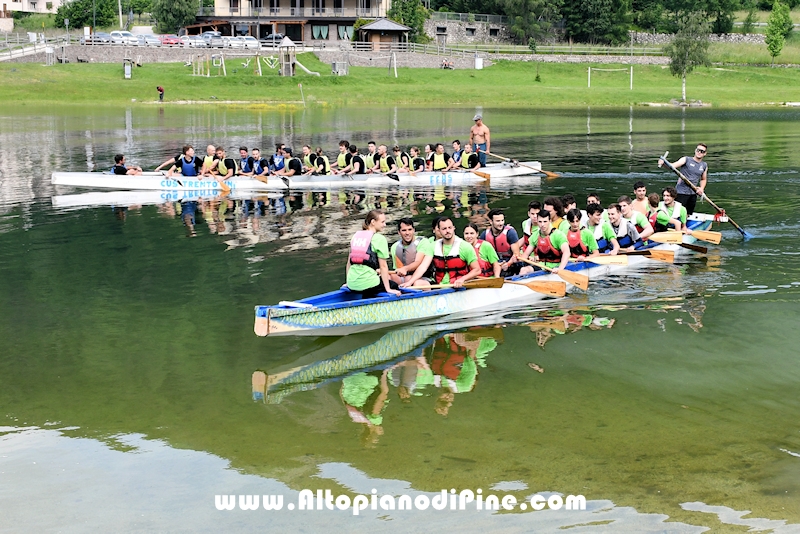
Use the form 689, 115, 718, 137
733, 8, 800, 23
710, 35, 800, 64
3, 52, 800, 107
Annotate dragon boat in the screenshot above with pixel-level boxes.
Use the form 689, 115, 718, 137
255, 216, 716, 337
50, 161, 542, 192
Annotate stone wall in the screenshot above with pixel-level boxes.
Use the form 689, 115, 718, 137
423, 19, 511, 45
629, 31, 766, 45
7, 44, 265, 64
0, 18, 13, 33
316, 49, 492, 70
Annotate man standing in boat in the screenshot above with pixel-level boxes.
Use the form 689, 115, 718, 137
479, 209, 522, 277
469, 114, 490, 167
658, 144, 708, 215
402, 217, 481, 289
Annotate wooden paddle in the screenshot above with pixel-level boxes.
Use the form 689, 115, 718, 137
518, 257, 589, 290
505, 279, 567, 297
659, 151, 753, 239
480, 150, 560, 178
649, 232, 684, 244
678, 242, 708, 253
569, 255, 628, 266
426, 277, 505, 290
620, 249, 675, 263
472, 170, 490, 179
688, 229, 722, 244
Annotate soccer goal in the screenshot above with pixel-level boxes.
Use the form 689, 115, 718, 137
588, 66, 633, 90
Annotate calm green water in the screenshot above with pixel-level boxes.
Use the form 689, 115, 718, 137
1, 106, 799, 532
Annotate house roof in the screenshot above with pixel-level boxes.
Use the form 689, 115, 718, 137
358, 18, 411, 32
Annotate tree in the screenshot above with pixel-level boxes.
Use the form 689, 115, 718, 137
664, 15, 710, 102
152, 0, 198, 34
55, 0, 117, 28
765, 1, 791, 65
562, 0, 632, 45
499, 0, 562, 44
388, 0, 431, 43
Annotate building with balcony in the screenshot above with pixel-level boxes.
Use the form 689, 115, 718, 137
192, 0, 389, 43
4, 0, 62, 16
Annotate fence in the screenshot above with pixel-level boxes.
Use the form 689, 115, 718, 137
348, 41, 665, 58
429, 12, 508, 24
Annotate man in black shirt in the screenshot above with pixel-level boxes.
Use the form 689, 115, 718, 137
112, 154, 142, 175
275, 147, 303, 177
371, 144, 398, 174
343, 145, 365, 177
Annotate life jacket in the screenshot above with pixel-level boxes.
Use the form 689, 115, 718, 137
379, 155, 390, 173
337, 152, 347, 168
472, 240, 494, 277
567, 229, 589, 256
521, 218, 535, 249
430, 334, 468, 381
253, 158, 264, 175
648, 209, 666, 232
317, 155, 331, 175
412, 157, 426, 172
302, 153, 313, 168
483, 225, 514, 262
432, 152, 447, 171
394, 236, 423, 268
112, 164, 127, 173
349, 230, 379, 269
590, 223, 615, 252
659, 201, 683, 222
240, 157, 252, 174
180, 155, 198, 177
397, 152, 410, 169
432, 237, 470, 283
536, 228, 563, 263
217, 158, 237, 176
627, 213, 645, 234
272, 154, 285, 171
287, 157, 302, 175
611, 219, 634, 248
461, 153, 471, 169
365, 152, 376, 169
203, 154, 215, 169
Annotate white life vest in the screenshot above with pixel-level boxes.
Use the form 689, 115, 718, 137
659, 200, 683, 220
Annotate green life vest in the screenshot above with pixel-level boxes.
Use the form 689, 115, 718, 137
319, 155, 331, 175
366, 152, 376, 169
337, 152, 347, 167
379, 155, 390, 173
433, 152, 447, 171
217, 158, 237, 176
303, 154, 312, 167
461, 153, 470, 169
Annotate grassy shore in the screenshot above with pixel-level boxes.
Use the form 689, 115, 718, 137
3, 52, 800, 107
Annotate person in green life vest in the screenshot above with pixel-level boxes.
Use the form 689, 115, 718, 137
392, 145, 412, 173
311, 147, 331, 175
370, 144, 398, 175
300, 145, 315, 173
340, 369, 389, 446
331, 139, 351, 173
363, 141, 378, 173
457, 142, 481, 171
214, 146, 237, 180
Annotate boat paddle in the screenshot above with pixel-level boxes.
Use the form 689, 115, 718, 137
659, 151, 753, 239
620, 249, 675, 263
505, 279, 567, 297
650, 230, 721, 245
480, 150, 560, 178
160, 171, 183, 187
518, 257, 589, 290
569, 255, 628, 266
426, 277, 505, 290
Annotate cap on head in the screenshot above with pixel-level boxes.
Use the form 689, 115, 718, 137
473, 114, 482, 121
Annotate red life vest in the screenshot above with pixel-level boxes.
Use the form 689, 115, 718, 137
483, 225, 514, 262
472, 239, 494, 277
536, 229, 563, 263
349, 230, 379, 269
432, 237, 470, 283
567, 229, 588, 256
521, 218, 534, 249
430, 335, 468, 380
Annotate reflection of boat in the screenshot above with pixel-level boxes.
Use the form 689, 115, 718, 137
51, 162, 541, 191
255, 217, 714, 337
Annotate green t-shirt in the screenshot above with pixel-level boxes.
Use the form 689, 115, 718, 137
477, 240, 500, 264
390, 237, 434, 270
663, 203, 687, 224
539, 229, 568, 268
437, 240, 477, 284
587, 222, 617, 243
346, 233, 390, 291
557, 219, 570, 234
626, 211, 650, 230
577, 228, 599, 253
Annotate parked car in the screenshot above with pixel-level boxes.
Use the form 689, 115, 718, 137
136, 34, 161, 46
80, 32, 112, 45
160, 34, 181, 46
242, 36, 260, 50
201, 31, 224, 48
109, 31, 139, 45
225, 36, 244, 49
179, 35, 207, 48
260, 33, 284, 47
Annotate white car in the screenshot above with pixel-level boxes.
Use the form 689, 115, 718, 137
225, 36, 244, 49
136, 34, 161, 46
242, 36, 260, 50
109, 31, 139, 45
180, 35, 207, 48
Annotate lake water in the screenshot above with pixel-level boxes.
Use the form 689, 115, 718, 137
1, 105, 799, 532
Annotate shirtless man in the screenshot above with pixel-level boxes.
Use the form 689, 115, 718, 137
630, 181, 649, 216
469, 114, 490, 167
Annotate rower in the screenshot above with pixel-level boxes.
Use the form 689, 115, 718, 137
565, 208, 599, 260
647, 192, 682, 232
659, 187, 689, 232
251, 148, 269, 182
631, 181, 649, 215
447, 140, 463, 170
458, 142, 481, 171
431, 143, 452, 172
580, 193, 607, 227
364, 141, 378, 173
402, 217, 480, 289
430, 216, 443, 243
424, 144, 435, 171
520, 200, 542, 258
166, 145, 203, 178
275, 147, 303, 177
586, 203, 619, 255
658, 143, 708, 215
346, 209, 401, 299
214, 146, 238, 181
532, 209, 570, 272
463, 222, 501, 278
617, 195, 654, 240
112, 154, 143, 175
607, 203, 642, 252
238, 146, 255, 176
301, 145, 316, 173
410, 147, 426, 173
371, 144, 399, 175
390, 217, 434, 287
330, 140, 350, 174
342, 145, 365, 176
393, 145, 412, 173
312, 147, 331, 175
268, 143, 286, 174
479, 208, 522, 277
561, 193, 577, 212
544, 196, 570, 233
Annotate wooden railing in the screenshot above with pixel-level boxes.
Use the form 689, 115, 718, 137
346, 41, 665, 57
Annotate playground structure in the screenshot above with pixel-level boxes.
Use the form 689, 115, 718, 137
192, 53, 227, 77
278, 37, 320, 77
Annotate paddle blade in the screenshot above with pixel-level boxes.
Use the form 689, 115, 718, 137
472, 170, 490, 179
580, 255, 628, 266
465, 277, 505, 289
645, 249, 675, 263
524, 280, 566, 297
691, 229, 722, 244
542, 169, 560, 179
558, 270, 589, 291
680, 242, 708, 253
649, 232, 684, 244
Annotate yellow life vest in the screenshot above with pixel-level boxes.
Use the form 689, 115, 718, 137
433, 152, 447, 171
217, 157, 237, 176
337, 152, 347, 167
379, 156, 390, 173
303, 154, 312, 167
319, 155, 331, 175
461, 153, 470, 169
366, 153, 376, 169
203, 154, 215, 168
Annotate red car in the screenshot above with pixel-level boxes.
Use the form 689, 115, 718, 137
160, 34, 181, 46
